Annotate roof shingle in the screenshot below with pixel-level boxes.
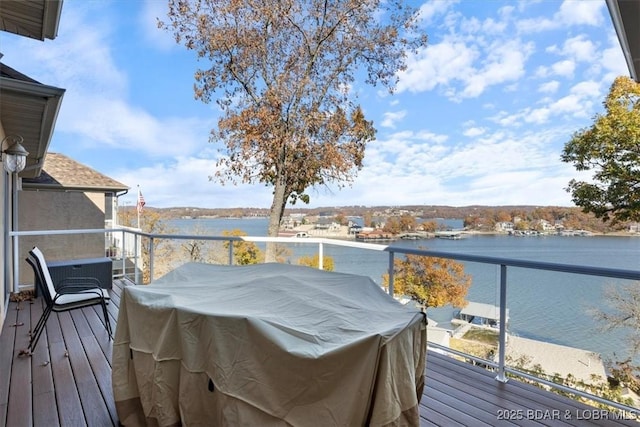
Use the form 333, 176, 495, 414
22, 152, 129, 192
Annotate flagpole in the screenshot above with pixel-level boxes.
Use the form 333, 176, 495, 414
137, 185, 141, 229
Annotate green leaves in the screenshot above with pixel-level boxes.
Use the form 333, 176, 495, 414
562, 76, 640, 223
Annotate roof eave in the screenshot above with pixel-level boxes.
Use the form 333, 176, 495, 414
22, 183, 130, 193
42, 0, 63, 40
0, 76, 65, 178
606, 0, 640, 82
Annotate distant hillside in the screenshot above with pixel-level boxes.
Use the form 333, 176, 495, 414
121, 204, 637, 234
128, 204, 555, 219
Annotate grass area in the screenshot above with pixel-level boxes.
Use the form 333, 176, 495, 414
462, 328, 499, 345
450, 338, 495, 359
449, 327, 500, 360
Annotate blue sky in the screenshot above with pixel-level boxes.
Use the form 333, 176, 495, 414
0, 0, 629, 209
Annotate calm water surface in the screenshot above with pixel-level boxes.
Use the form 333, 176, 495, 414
167, 218, 640, 361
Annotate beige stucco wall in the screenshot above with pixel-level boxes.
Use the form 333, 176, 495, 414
18, 190, 106, 287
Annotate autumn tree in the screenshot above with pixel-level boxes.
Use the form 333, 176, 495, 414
495, 210, 512, 223
334, 212, 347, 226
298, 254, 335, 271
363, 212, 373, 228
221, 229, 292, 264
222, 229, 263, 265
420, 220, 437, 233
119, 208, 176, 283
382, 251, 471, 310
382, 216, 401, 234
399, 214, 416, 231
593, 281, 640, 394
562, 76, 640, 223
162, 0, 427, 261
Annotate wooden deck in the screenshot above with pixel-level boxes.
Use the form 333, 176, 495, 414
1, 280, 638, 426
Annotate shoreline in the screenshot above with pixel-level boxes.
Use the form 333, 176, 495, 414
279, 225, 640, 241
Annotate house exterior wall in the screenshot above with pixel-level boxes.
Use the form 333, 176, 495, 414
18, 190, 106, 288
0, 125, 6, 328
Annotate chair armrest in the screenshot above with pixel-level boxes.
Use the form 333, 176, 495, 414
56, 277, 103, 294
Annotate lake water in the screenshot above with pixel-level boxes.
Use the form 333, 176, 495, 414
166, 217, 640, 361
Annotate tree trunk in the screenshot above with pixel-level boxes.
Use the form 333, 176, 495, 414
265, 179, 288, 262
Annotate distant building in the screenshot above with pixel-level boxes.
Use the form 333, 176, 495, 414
495, 221, 514, 232
315, 216, 339, 231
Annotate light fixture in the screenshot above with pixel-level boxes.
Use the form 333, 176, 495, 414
1, 135, 30, 173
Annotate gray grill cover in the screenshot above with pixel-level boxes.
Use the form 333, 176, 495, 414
112, 262, 426, 426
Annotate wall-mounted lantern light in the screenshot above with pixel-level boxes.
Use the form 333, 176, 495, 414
1, 135, 30, 174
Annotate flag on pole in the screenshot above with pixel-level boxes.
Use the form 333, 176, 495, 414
137, 190, 146, 213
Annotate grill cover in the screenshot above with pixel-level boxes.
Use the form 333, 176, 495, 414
112, 262, 426, 426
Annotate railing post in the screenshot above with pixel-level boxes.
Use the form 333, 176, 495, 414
387, 251, 395, 296
228, 239, 233, 265
134, 233, 140, 284
496, 264, 508, 383
120, 229, 126, 278
149, 237, 155, 282
318, 242, 324, 270
12, 234, 19, 293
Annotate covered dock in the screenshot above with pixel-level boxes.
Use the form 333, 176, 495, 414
456, 301, 509, 328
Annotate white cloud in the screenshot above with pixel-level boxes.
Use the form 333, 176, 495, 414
398, 36, 532, 100
517, 0, 604, 33
0, 1, 215, 160
539, 80, 560, 94
524, 107, 551, 124
557, 0, 604, 27
463, 127, 486, 137
0, 6, 128, 96
562, 35, 596, 62
58, 94, 212, 157
461, 39, 532, 98
551, 59, 576, 78
380, 110, 407, 128
414, 131, 449, 144
548, 94, 586, 116
523, 81, 599, 125
116, 156, 274, 209
599, 32, 631, 80
570, 80, 601, 98
418, 0, 458, 24
397, 40, 478, 94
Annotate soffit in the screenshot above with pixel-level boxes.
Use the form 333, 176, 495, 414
607, 0, 640, 82
0, 63, 65, 178
0, 0, 63, 41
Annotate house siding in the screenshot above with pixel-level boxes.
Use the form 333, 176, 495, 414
17, 190, 106, 288
0, 125, 6, 329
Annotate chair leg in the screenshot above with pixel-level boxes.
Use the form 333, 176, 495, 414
29, 300, 49, 341
29, 304, 53, 353
101, 300, 112, 340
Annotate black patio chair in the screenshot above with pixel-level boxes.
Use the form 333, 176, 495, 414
23, 246, 112, 354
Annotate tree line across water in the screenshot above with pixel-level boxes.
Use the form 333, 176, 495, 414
124, 204, 638, 235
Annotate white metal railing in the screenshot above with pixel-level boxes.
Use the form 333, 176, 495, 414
9, 227, 640, 413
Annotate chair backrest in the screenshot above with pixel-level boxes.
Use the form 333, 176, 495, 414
28, 247, 58, 301
25, 256, 53, 305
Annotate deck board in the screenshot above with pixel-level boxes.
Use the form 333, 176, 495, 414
6, 301, 33, 427
1, 279, 639, 426
29, 299, 58, 427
